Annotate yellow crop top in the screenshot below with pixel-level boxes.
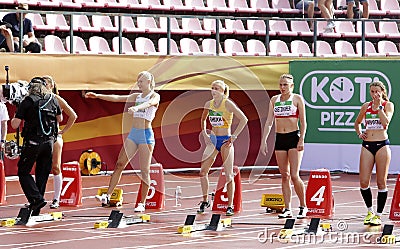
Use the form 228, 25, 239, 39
208, 99, 233, 128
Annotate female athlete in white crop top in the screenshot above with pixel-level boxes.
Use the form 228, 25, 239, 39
354, 81, 394, 226
85, 71, 160, 213
261, 73, 308, 219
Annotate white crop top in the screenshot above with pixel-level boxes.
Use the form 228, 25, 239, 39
132, 92, 158, 122
273, 94, 299, 118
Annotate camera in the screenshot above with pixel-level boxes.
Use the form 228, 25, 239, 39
2, 80, 29, 104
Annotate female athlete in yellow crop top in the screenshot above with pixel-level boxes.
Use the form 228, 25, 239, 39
198, 80, 248, 216
354, 81, 394, 226
260, 73, 308, 219
85, 71, 160, 213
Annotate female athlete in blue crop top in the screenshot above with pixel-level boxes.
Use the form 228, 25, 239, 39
198, 80, 248, 216
85, 71, 160, 213
354, 81, 394, 226
260, 73, 308, 219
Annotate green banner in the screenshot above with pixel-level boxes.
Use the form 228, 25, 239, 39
290, 60, 398, 145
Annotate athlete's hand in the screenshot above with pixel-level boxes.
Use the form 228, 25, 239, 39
260, 143, 268, 155
297, 140, 304, 151
85, 92, 97, 99
128, 106, 138, 114
358, 132, 367, 140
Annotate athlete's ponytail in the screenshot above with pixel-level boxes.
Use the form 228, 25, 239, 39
370, 81, 388, 101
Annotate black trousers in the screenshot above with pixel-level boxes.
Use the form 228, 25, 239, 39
17, 138, 54, 204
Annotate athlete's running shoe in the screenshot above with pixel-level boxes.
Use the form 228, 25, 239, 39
134, 203, 146, 212
226, 207, 234, 216
297, 207, 308, 219
369, 215, 381, 226
278, 209, 293, 219
50, 199, 60, 209
364, 211, 374, 225
95, 194, 110, 207
197, 201, 210, 214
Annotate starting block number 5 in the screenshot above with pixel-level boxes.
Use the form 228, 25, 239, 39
61, 177, 75, 197
146, 180, 157, 200
310, 186, 326, 206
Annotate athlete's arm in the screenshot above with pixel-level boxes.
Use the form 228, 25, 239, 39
225, 99, 248, 141
260, 97, 276, 155
354, 102, 368, 139
296, 94, 307, 151
56, 95, 77, 135
128, 92, 160, 113
85, 92, 137, 102
379, 102, 394, 129
201, 101, 210, 139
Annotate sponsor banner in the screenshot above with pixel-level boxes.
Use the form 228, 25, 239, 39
290, 60, 399, 173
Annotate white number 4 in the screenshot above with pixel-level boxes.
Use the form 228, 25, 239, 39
61, 177, 75, 196
311, 186, 326, 206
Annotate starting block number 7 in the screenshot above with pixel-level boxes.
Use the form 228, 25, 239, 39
310, 186, 326, 206
61, 177, 75, 197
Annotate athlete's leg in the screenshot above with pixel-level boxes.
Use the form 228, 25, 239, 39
288, 148, 306, 207
107, 138, 138, 195
221, 142, 235, 208
375, 145, 391, 215
52, 137, 63, 202
199, 143, 218, 202
137, 143, 154, 204
276, 150, 291, 209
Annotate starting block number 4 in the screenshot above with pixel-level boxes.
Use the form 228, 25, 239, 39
306, 170, 334, 217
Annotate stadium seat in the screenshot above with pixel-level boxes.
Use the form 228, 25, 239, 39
269, 20, 297, 36
44, 35, 68, 54
96, 0, 128, 8
316, 20, 341, 38
335, 40, 360, 57
65, 35, 92, 54
203, 18, 232, 35
380, 0, 400, 16
313, 40, 340, 57
114, 16, 144, 33
271, 0, 300, 14
52, 0, 82, 8
89, 36, 115, 54
118, 0, 150, 10
158, 37, 181, 55
223, 38, 248, 56
184, 0, 214, 12
249, 0, 278, 14
360, 0, 386, 16
181, 18, 212, 36
112, 36, 137, 54
377, 40, 400, 56
290, 40, 313, 57
269, 40, 293, 56
247, 19, 276, 36
246, 39, 266, 56
379, 21, 400, 39
228, 0, 257, 13
137, 16, 166, 34
180, 37, 203, 55
356, 20, 385, 38
224, 19, 255, 35
46, 14, 70, 32
26, 13, 55, 31
335, 21, 360, 38
163, 0, 194, 11
334, 0, 347, 15
141, 0, 171, 11
135, 37, 163, 55
74, 0, 105, 8
37, 0, 60, 8
159, 17, 188, 35
207, 0, 236, 12
92, 15, 119, 32
202, 38, 226, 55
356, 40, 386, 57
290, 20, 313, 37
72, 15, 102, 32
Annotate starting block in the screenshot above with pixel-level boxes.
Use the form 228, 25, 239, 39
379, 224, 399, 244
94, 210, 150, 229
0, 208, 63, 227
278, 218, 296, 239
177, 214, 232, 234
97, 188, 123, 207
320, 222, 333, 232
260, 193, 285, 213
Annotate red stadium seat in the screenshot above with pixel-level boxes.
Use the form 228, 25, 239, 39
335, 40, 360, 57
135, 37, 163, 55
66, 35, 93, 54
181, 18, 212, 36
356, 40, 386, 57
379, 21, 400, 39
44, 35, 68, 54
46, 14, 70, 32
72, 15, 102, 32
377, 40, 400, 56
180, 37, 203, 55
92, 15, 119, 32
246, 39, 266, 56
291, 40, 313, 57
158, 37, 181, 55
89, 36, 115, 54
112, 36, 137, 54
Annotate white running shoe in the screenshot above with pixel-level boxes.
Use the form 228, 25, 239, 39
327, 21, 336, 29
278, 209, 293, 219
134, 202, 146, 212
297, 207, 308, 219
95, 194, 110, 207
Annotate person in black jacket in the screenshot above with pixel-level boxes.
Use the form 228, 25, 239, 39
11, 77, 62, 216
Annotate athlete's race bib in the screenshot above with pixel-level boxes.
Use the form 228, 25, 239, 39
274, 101, 295, 117
209, 110, 224, 127
365, 113, 383, 130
